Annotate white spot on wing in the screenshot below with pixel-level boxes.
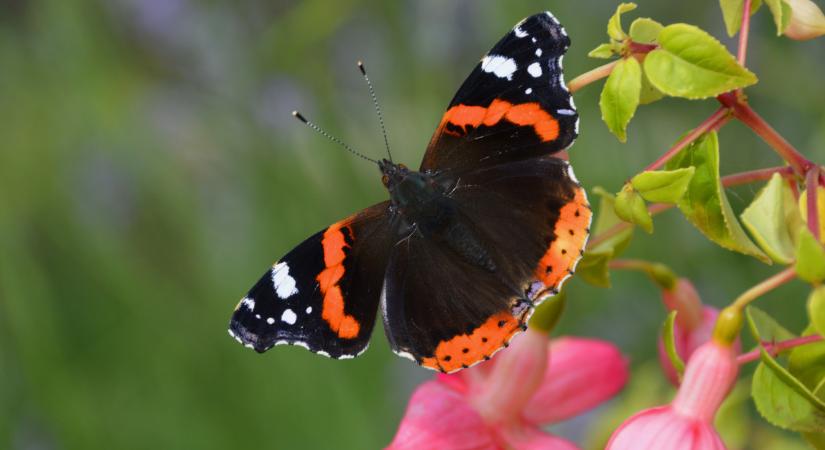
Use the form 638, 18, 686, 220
566, 164, 580, 184
531, 37, 537, 43
271, 262, 299, 299
514, 26, 528, 38
306, 306, 312, 314
527, 62, 543, 78
557, 109, 576, 116
240, 297, 255, 312
316, 350, 330, 357
535, 48, 543, 57
393, 350, 417, 362
266, 317, 275, 325
281, 308, 297, 325
255, 314, 261, 319
525, 88, 533, 94
481, 55, 517, 80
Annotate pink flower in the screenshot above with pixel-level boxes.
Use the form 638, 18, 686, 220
387, 329, 628, 450
607, 340, 739, 450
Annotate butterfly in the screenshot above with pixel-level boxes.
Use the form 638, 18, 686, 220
228, 11, 590, 373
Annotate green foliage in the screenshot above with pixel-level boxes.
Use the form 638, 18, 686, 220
591, 187, 635, 255
666, 131, 769, 262
644, 24, 758, 99
631, 167, 695, 203
615, 183, 654, 233
765, 0, 794, 34
608, 3, 639, 40
796, 228, 825, 284
578, 250, 614, 288
600, 57, 642, 142
808, 287, 825, 337
747, 309, 825, 432
748, 306, 797, 342
720, 0, 764, 36
629, 17, 664, 43
741, 173, 803, 264
662, 311, 685, 378
589, 43, 618, 59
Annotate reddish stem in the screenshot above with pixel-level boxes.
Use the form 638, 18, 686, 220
721, 166, 795, 187
567, 60, 619, 94
719, 97, 813, 176
737, 335, 823, 364
807, 167, 821, 239
643, 107, 730, 172
738, 0, 752, 66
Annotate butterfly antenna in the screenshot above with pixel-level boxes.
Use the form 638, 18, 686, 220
357, 61, 393, 163
292, 111, 378, 164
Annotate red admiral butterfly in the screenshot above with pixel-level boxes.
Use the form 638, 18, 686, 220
229, 12, 590, 373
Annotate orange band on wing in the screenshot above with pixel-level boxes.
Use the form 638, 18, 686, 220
535, 187, 591, 290
420, 311, 522, 373
317, 221, 360, 339
440, 100, 560, 142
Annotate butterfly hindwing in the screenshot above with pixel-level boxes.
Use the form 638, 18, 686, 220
229, 202, 394, 359
421, 12, 578, 174
382, 157, 591, 372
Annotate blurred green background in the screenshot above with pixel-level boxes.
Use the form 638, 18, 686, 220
0, 0, 823, 448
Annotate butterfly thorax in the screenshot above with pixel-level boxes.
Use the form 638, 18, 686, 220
379, 159, 496, 272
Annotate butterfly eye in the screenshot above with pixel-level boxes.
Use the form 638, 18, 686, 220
382, 174, 390, 186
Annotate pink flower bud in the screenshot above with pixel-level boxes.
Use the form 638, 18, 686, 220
784, 0, 825, 40
607, 341, 738, 450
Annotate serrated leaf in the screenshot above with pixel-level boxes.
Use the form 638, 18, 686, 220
720, 0, 764, 36
765, 0, 793, 34
796, 228, 825, 284
639, 67, 665, 104
665, 131, 769, 262
615, 183, 653, 233
631, 167, 695, 203
608, 3, 638, 41
741, 173, 799, 264
629, 17, 664, 43
600, 57, 642, 142
591, 186, 634, 255
789, 327, 825, 398
577, 249, 613, 288
747, 308, 825, 432
644, 24, 758, 99
662, 311, 685, 379
589, 43, 617, 59
746, 305, 797, 343
809, 286, 825, 337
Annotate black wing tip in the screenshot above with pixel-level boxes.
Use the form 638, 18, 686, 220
228, 319, 274, 353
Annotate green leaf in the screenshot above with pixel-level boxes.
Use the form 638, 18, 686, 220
639, 68, 666, 104
591, 187, 634, 255
607, 3, 638, 41
746, 305, 796, 343
629, 17, 664, 43
789, 327, 825, 397
589, 43, 617, 59
747, 308, 825, 432
809, 286, 825, 337
631, 167, 695, 203
665, 131, 769, 262
615, 183, 653, 233
577, 249, 613, 288
643, 24, 758, 99
720, 0, 764, 36
741, 173, 800, 264
599, 57, 642, 142
662, 311, 685, 378
796, 228, 825, 284
765, 0, 793, 35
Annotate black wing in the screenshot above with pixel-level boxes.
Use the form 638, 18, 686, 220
421, 12, 578, 174
381, 158, 591, 373
229, 202, 394, 359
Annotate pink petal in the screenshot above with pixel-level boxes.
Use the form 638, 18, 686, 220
606, 406, 726, 450
386, 380, 499, 450
495, 421, 580, 450
522, 337, 628, 425
672, 341, 738, 421
658, 307, 719, 385
469, 328, 549, 424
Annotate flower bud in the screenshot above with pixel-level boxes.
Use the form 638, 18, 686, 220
785, 0, 825, 40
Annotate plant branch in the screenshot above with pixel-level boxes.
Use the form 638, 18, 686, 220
567, 60, 618, 94
643, 107, 731, 172
587, 203, 671, 249
721, 166, 795, 187
730, 267, 797, 311
738, 0, 752, 66
737, 334, 823, 364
